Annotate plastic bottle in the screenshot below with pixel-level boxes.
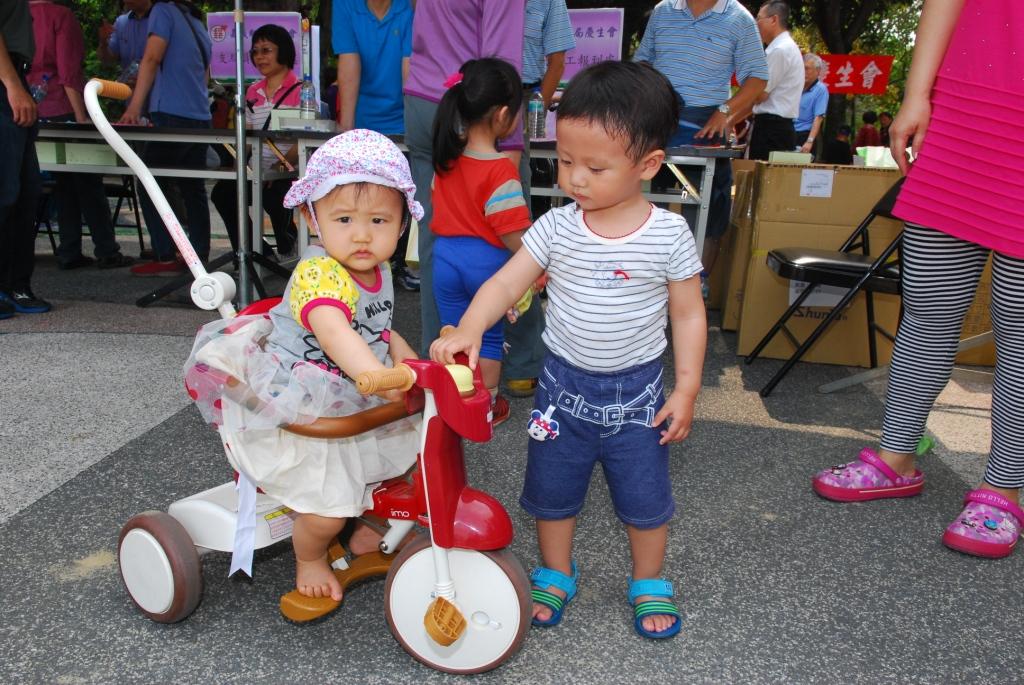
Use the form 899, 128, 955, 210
30, 74, 50, 103
299, 79, 318, 120
119, 60, 140, 84
527, 89, 545, 140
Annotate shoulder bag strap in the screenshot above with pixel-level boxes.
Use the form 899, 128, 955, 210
174, 3, 210, 72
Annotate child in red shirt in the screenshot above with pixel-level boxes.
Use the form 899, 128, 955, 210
430, 58, 532, 424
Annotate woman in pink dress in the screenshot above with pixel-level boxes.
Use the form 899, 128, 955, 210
811, 0, 1024, 559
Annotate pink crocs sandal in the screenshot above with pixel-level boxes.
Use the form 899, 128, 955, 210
812, 448, 924, 502
943, 489, 1024, 559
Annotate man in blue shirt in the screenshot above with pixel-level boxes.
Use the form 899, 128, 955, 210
99, 0, 152, 75
507, 0, 575, 399
795, 53, 829, 156
333, 0, 413, 135
634, 0, 767, 282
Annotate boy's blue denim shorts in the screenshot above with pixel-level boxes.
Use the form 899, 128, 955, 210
519, 353, 675, 529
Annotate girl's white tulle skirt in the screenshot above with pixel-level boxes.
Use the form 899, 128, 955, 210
184, 315, 419, 516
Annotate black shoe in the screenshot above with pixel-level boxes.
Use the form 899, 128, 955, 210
0, 299, 14, 320
58, 255, 96, 270
394, 266, 420, 292
0, 289, 51, 313
96, 253, 134, 269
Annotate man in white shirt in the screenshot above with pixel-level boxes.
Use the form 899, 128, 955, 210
748, 0, 803, 160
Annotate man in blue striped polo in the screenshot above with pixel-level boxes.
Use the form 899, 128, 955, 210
635, 0, 767, 282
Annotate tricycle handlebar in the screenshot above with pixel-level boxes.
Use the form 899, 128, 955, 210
92, 79, 132, 101
356, 364, 416, 395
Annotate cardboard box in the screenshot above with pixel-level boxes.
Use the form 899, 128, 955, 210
751, 163, 900, 226
720, 169, 755, 330
705, 223, 731, 310
35, 141, 65, 164
732, 158, 757, 176
956, 257, 995, 366
737, 217, 903, 367
64, 143, 120, 166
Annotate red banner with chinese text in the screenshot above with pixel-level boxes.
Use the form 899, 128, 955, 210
819, 55, 894, 95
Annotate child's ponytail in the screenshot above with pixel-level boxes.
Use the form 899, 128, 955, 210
431, 57, 523, 174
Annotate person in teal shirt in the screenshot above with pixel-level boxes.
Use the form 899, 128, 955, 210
333, 0, 413, 135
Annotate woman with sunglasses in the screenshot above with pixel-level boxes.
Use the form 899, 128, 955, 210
211, 24, 301, 260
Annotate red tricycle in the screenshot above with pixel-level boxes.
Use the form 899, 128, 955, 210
83, 78, 531, 674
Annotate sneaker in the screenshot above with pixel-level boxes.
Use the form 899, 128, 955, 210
506, 378, 538, 398
0, 289, 51, 313
130, 259, 186, 277
395, 266, 420, 292
0, 299, 14, 319
96, 253, 134, 269
491, 394, 511, 428
58, 255, 95, 270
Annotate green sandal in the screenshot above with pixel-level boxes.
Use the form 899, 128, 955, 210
530, 561, 578, 627
629, 578, 681, 639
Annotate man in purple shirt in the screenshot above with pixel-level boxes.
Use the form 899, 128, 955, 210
30, 0, 132, 271
403, 0, 526, 359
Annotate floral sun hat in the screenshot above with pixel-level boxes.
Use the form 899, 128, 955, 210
283, 129, 424, 226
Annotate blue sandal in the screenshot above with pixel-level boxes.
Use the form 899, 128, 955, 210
629, 578, 682, 639
530, 562, 578, 627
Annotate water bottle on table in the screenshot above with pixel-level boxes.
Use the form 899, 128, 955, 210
528, 88, 545, 140
299, 79, 318, 120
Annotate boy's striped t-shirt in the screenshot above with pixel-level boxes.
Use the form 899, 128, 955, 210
522, 203, 703, 372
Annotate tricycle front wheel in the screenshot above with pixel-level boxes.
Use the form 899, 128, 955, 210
383, 534, 530, 674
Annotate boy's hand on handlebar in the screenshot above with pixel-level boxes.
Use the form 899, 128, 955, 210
653, 388, 695, 445
429, 326, 481, 370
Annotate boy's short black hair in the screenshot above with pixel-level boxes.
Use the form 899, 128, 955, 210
862, 110, 878, 124
837, 124, 852, 137
556, 60, 680, 162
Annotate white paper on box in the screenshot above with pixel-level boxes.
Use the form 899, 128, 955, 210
799, 169, 834, 198
790, 279, 848, 308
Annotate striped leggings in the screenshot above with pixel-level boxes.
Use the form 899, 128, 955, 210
881, 224, 1024, 488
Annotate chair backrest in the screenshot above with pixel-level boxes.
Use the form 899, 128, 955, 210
839, 176, 906, 255
871, 176, 906, 220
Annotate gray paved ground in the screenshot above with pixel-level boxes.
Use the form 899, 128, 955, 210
1, 235, 1020, 684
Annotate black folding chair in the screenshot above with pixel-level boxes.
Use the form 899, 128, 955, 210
744, 177, 906, 397
107, 176, 147, 253
35, 179, 58, 253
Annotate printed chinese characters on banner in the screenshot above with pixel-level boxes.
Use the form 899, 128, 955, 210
563, 8, 624, 81
818, 55, 894, 95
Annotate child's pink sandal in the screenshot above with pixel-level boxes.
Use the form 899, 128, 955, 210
943, 489, 1024, 559
812, 448, 924, 502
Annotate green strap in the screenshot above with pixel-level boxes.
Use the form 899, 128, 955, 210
531, 589, 565, 611
634, 600, 680, 619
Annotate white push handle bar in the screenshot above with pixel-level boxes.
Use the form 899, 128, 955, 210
84, 79, 236, 319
